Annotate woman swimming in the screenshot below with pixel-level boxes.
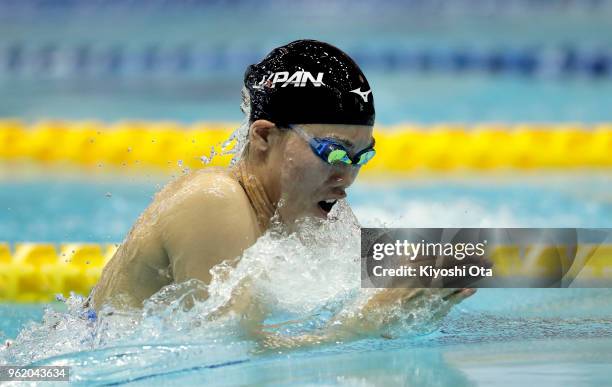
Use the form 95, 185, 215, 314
90, 39, 474, 345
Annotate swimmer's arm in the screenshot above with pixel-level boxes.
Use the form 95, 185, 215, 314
160, 178, 259, 285
220, 284, 474, 349
252, 288, 476, 349
331, 288, 475, 332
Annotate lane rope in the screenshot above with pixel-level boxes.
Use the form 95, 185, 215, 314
1, 44, 611, 78
1, 120, 610, 172
1, 242, 611, 302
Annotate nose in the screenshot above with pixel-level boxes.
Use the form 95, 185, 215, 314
329, 163, 359, 189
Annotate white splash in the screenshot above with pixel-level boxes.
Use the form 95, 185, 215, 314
0, 200, 454, 368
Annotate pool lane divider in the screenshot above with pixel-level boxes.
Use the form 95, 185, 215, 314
2, 43, 612, 78
0, 242, 117, 302
0, 120, 611, 172
1, 242, 611, 302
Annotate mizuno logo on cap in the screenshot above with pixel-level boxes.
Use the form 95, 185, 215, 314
350, 87, 372, 102
253, 71, 325, 88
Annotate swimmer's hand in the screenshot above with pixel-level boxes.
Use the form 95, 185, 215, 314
254, 288, 476, 350
218, 275, 477, 350
326, 288, 475, 339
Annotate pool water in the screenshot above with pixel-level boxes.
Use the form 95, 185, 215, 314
1, 289, 611, 386
1, 171, 610, 242
3, 3, 612, 124
1, 170, 611, 386
1, 2, 612, 385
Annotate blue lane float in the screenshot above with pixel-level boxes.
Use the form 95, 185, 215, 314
1, 43, 610, 78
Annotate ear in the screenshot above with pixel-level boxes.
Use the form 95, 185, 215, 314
248, 119, 282, 153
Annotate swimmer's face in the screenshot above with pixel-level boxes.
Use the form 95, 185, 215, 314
249, 120, 374, 224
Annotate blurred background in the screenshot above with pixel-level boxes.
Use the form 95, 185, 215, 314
0, 0, 611, 303
2, 0, 612, 123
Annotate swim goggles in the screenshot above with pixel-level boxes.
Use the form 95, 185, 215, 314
288, 125, 376, 166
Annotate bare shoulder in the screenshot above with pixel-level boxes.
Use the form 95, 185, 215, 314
155, 167, 258, 242
159, 167, 249, 215
92, 167, 255, 309
188, 167, 244, 198
157, 167, 260, 284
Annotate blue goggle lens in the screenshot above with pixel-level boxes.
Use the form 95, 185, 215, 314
314, 140, 375, 166
356, 149, 376, 165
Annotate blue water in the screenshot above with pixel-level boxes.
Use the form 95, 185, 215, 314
2, 289, 612, 386
0, 171, 610, 242
4, 75, 612, 124
1, 1, 612, 385
2, 2, 612, 123
1, 171, 611, 385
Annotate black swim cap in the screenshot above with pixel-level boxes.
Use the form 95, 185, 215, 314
244, 39, 375, 127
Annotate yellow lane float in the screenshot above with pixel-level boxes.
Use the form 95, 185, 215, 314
0, 242, 610, 302
1, 120, 610, 172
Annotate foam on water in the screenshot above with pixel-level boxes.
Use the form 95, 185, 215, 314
0, 200, 462, 381
1, 118, 610, 383
0, 196, 611, 385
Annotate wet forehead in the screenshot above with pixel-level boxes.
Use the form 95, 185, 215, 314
299, 124, 374, 150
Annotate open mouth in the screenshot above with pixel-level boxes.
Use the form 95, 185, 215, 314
317, 199, 338, 214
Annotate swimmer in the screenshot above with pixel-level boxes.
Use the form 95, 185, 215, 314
91, 40, 475, 344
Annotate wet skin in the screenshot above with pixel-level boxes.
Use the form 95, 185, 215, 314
92, 119, 474, 346
92, 120, 373, 309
